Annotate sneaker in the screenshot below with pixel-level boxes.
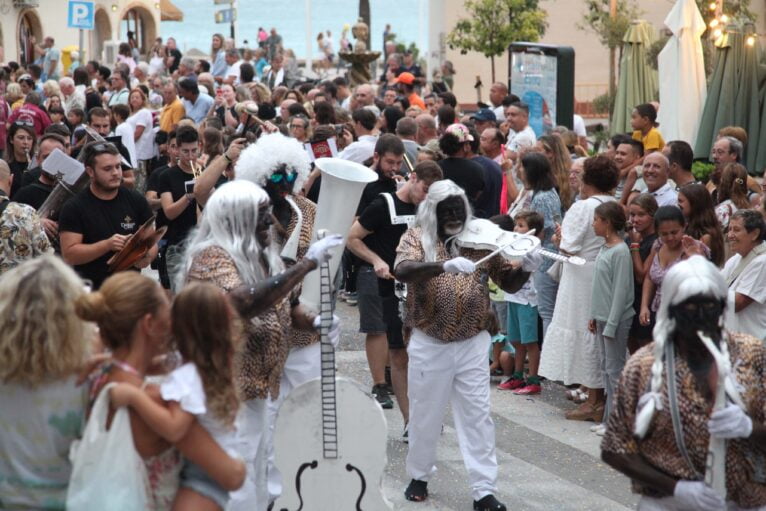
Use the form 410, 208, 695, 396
371, 383, 393, 409
404, 479, 428, 502
345, 291, 358, 306
402, 423, 409, 443
512, 382, 542, 395
594, 424, 607, 436
498, 377, 525, 391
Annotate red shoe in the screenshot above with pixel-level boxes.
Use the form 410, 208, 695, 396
513, 383, 542, 395
498, 377, 525, 390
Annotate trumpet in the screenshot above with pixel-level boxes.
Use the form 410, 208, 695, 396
402, 153, 414, 175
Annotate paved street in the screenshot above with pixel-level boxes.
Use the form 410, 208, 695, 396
332, 301, 640, 511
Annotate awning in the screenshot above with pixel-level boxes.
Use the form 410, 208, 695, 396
160, 0, 183, 22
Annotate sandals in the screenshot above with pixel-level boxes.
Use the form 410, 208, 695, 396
474, 494, 507, 511
565, 388, 589, 403
404, 479, 428, 502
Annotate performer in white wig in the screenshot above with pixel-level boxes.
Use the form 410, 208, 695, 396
177, 180, 341, 511
394, 179, 530, 511
601, 255, 766, 511
234, 132, 323, 506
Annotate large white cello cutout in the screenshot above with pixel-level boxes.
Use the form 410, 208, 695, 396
274, 231, 392, 511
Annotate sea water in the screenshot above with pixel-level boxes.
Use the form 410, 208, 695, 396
160, 0, 424, 59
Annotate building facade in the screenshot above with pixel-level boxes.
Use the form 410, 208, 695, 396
0, 0, 167, 67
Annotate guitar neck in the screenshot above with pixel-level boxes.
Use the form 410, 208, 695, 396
319, 257, 338, 459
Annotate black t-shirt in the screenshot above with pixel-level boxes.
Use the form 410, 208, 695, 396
158, 166, 196, 245
168, 49, 183, 73
20, 166, 42, 189
471, 155, 502, 219
357, 176, 396, 216
625, 232, 658, 312
13, 181, 53, 210
147, 165, 169, 230
9, 161, 29, 198
437, 157, 485, 208
59, 186, 152, 289
358, 192, 415, 296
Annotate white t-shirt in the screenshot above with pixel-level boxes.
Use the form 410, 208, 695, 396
573, 114, 587, 137
648, 182, 678, 207
160, 363, 241, 456
225, 60, 243, 85
506, 125, 536, 154
114, 123, 137, 169
722, 251, 766, 340
126, 108, 155, 161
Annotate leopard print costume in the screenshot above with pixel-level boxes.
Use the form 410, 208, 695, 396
187, 246, 293, 400
601, 332, 766, 507
276, 194, 319, 349
394, 226, 524, 343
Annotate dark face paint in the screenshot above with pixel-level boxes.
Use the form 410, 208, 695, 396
436, 195, 467, 240
669, 295, 725, 340
256, 201, 274, 247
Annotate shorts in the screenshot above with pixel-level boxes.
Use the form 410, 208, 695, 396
381, 293, 406, 349
357, 265, 386, 334
507, 302, 538, 344
491, 301, 508, 336
180, 458, 229, 508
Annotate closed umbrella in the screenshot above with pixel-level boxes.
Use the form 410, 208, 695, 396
656, 0, 707, 147
694, 25, 762, 172
611, 20, 659, 135
754, 43, 766, 174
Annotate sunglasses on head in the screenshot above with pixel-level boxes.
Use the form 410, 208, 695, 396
89, 142, 118, 153
269, 171, 297, 184
14, 120, 34, 128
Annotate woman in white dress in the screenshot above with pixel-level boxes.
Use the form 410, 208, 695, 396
539, 155, 618, 422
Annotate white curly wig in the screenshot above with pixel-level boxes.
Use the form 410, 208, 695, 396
415, 179, 473, 262
234, 132, 311, 194
634, 255, 743, 439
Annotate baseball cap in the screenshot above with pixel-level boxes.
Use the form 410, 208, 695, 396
444, 123, 474, 142
471, 108, 497, 122
396, 72, 415, 85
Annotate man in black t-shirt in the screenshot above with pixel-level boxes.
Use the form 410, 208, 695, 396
347, 160, 443, 434
59, 141, 155, 289
437, 123, 486, 211
159, 125, 200, 291
14, 133, 67, 239
145, 129, 178, 289
348, 134, 406, 409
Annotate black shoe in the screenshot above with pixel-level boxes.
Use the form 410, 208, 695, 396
404, 479, 428, 502
473, 494, 506, 511
371, 383, 394, 409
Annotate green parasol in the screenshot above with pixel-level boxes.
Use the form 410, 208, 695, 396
694, 24, 763, 173
610, 20, 659, 135
753, 38, 766, 175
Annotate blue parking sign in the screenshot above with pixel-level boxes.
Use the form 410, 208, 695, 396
68, 1, 95, 30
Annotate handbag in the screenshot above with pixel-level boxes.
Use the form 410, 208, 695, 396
67, 383, 150, 511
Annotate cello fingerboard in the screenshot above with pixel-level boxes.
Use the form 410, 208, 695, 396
319, 257, 339, 459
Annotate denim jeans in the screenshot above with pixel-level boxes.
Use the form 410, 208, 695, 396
534, 271, 559, 340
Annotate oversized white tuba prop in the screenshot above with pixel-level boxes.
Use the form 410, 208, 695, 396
299, 157, 377, 312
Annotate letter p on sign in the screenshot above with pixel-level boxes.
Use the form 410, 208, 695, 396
68, 1, 95, 30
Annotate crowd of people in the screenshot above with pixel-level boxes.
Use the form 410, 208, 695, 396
1, 22, 766, 511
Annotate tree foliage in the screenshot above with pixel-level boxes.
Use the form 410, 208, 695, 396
577, 0, 642, 51
447, 0, 548, 59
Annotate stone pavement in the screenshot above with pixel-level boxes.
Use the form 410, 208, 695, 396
333, 301, 640, 511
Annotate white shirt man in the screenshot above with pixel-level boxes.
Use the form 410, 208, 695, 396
642, 152, 677, 207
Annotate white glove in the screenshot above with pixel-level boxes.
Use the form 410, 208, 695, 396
305, 234, 344, 264
673, 481, 725, 511
313, 314, 341, 348
708, 403, 753, 439
442, 257, 476, 274
521, 249, 543, 272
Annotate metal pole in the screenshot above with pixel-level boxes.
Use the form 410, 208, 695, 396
231, 0, 238, 43
305, 0, 312, 75
78, 28, 84, 66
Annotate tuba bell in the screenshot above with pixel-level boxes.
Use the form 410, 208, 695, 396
298, 157, 377, 312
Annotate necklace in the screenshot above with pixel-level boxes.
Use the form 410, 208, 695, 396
112, 358, 143, 378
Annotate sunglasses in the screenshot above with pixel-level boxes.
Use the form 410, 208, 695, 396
14, 120, 34, 128
269, 171, 297, 184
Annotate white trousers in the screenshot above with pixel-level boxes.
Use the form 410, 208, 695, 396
265, 343, 322, 503
227, 398, 268, 511
639, 496, 766, 511
406, 328, 498, 501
